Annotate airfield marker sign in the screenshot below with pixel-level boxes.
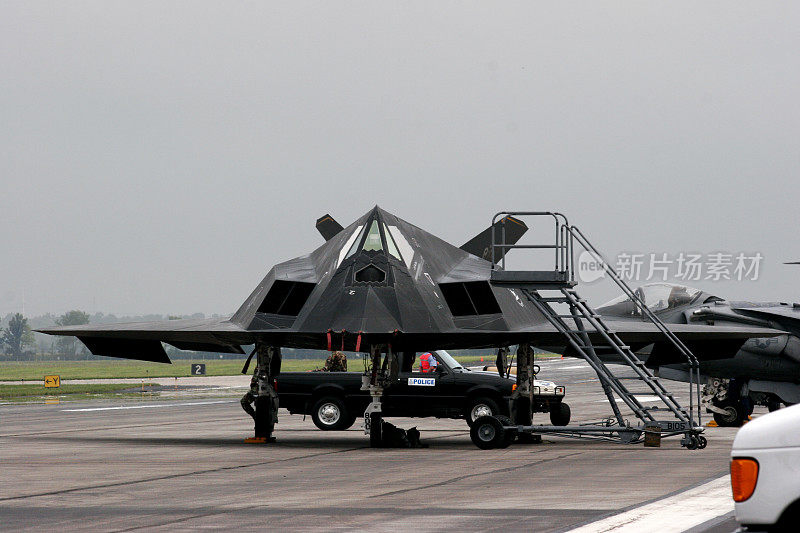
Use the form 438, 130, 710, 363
44, 375, 60, 388
191, 364, 206, 375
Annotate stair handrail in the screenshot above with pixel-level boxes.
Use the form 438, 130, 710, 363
490, 211, 571, 272
566, 226, 699, 367
566, 225, 702, 425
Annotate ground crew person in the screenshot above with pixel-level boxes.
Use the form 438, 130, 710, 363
419, 352, 438, 373
322, 351, 347, 371
240, 344, 281, 423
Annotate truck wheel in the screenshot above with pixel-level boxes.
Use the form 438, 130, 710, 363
712, 399, 745, 427
466, 397, 501, 428
470, 416, 505, 450
311, 396, 351, 431
339, 414, 358, 430
549, 402, 571, 426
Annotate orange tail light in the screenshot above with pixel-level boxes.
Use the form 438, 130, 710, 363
731, 458, 759, 502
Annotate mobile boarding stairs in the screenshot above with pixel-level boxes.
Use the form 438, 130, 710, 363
473, 211, 705, 450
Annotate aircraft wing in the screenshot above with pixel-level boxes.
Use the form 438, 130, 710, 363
730, 305, 800, 337
36, 317, 252, 364
519, 321, 785, 367
732, 305, 800, 321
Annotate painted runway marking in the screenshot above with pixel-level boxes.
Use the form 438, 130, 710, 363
566, 475, 732, 533
633, 395, 662, 402
61, 400, 234, 412
595, 396, 662, 403
558, 365, 590, 370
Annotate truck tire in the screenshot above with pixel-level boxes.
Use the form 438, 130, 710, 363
549, 402, 571, 426
470, 416, 506, 450
311, 396, 352, 431
465, 397, 501, 428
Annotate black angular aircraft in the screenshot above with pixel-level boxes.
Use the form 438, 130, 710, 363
40, 206, 765, 361
40, 207, 778, 445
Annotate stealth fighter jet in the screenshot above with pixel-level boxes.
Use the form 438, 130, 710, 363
40, 207, 765, 359
39, 207, 774, 442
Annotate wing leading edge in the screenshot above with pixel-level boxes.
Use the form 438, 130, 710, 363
37, 317, 251, 364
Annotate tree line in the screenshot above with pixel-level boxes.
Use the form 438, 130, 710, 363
1, 311, 90, 359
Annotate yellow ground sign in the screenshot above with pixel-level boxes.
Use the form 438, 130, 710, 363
44, 375, 60, 388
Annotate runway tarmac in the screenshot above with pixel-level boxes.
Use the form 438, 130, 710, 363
0, 358, 749, 532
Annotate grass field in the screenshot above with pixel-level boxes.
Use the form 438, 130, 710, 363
0, 359, 323, 380
0, 353, 559, 381
0, 383, 157, 399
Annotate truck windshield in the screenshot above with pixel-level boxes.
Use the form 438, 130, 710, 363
434, 350, 466, 372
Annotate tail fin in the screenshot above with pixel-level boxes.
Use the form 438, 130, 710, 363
316, 214, 344, 241
460, 216, 528, 262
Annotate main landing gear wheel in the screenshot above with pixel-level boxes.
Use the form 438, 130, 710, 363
470, 416, 506, 450
369, 412, 382, 448
494, 415, 515, 448
712, 399, 745, 427
767, 396, 783, 412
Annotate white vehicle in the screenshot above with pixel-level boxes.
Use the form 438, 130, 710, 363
731, 403, 800, 531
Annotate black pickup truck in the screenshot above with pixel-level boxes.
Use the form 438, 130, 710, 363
276, 350, 570, 430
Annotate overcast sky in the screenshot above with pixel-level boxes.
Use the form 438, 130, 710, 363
1, 2, 798, 318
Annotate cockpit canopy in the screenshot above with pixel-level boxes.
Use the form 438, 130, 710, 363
600, 283, 716, 316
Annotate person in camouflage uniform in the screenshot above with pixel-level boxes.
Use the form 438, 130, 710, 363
323, 351, 347, 371
240, 343, 281, 435
240, 371, 260, 420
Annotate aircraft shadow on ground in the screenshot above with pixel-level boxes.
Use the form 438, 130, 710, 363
34, 434, 371, 448
32, 432, 655, 450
